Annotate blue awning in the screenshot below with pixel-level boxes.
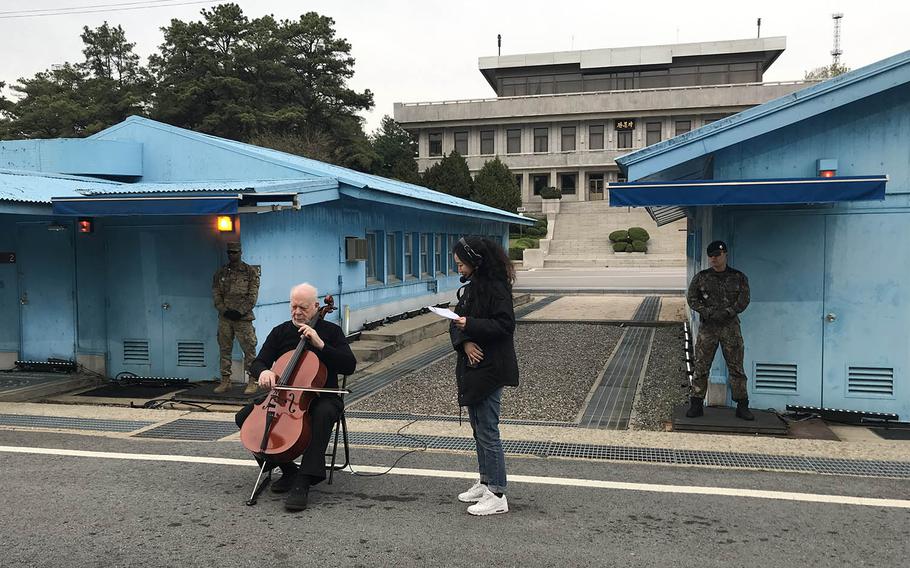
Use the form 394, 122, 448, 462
52, 195, 239, 216
608, 176, 888, 207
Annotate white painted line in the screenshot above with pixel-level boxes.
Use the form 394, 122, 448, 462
3, 445, 908, 509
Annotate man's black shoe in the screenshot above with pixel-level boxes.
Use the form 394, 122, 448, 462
270, 464, 298, 494
284, 478, 310, 512
735, 400, 755, 421
685, 397, 704, 418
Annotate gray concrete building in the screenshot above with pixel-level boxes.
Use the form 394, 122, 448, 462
394, 37, 812, 213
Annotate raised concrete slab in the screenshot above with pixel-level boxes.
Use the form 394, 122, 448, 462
351, 340, 398, 363
523, 295, 645, 320
658, 296, 687, 322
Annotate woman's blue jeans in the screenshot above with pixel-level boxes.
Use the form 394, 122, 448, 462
467, 387, 507, 494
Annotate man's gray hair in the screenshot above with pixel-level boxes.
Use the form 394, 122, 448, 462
290, 283, 317, 301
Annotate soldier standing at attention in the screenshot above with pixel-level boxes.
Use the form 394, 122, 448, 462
213, 241, 260, 394
685, 240, 754, 420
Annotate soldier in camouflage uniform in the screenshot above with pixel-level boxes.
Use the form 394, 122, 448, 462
685, 240, 754, 420
213, 242, 260, 394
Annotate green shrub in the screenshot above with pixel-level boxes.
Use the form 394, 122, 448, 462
515, 237, 537, 249
628, 227, 650, 242
524, 226, 546, 237
508, 247, 525, 260
631, 240, 648, 253
539, 186, 562, 199
533, 218, 548, 230
609, 230, 630, 243
612, 242, 630, 252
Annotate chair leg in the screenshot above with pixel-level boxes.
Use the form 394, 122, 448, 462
326, 412, 350, 485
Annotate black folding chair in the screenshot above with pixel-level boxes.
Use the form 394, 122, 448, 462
325, 375, 350, 484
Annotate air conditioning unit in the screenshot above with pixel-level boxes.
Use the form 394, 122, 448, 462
345, 237, 368, 261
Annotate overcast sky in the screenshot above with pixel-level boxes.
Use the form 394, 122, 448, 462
1, 0, 908, 133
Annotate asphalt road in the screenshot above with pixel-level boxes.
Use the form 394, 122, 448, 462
515, 267, 686, 292
2, 430, 908, 568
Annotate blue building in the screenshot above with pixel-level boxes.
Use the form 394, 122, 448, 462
610, 50, 910, 419
0, 117, 531, 380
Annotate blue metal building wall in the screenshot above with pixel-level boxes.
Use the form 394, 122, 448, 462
691, 84, 910, 417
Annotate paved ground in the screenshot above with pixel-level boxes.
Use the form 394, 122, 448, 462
2, 429, 909, 568
515, 267, 686, 292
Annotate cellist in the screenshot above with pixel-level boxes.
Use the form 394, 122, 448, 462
235, 283, 357, 511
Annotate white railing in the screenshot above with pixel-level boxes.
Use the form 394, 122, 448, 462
397, 81, 817, 108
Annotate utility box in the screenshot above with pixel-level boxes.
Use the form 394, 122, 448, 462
345, 237, 368, 261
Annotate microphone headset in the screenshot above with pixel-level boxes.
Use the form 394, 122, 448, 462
457, 237, 483, 282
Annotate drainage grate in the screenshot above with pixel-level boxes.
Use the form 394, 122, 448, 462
0, 413, 153, 432
580, 326, 655, 429
344, 410, 578, 428
133, 419, 237, 441
515, 295, 561, 319
632, 296, 661, 322
345, 431, 910, 479
347, 344, 454, 404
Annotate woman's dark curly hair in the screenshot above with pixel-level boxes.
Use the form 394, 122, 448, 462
452, 235, 515, 290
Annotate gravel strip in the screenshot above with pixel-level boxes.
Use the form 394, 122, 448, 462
350, 323, 624, 422
630, 324, 688, 430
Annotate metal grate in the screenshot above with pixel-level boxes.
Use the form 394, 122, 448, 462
515, 295, 560, 319
0, 413, 153, 432
123, 339, 150, 365
133, 419, 237, 441
345, 431, 910, 479
632, 296, 661, 322
848, 367, 894, 397
755, 363, 798, 392
580, 327, 654, 429
344, 410, 577, 428
177, 341, 206, 367
347, 344, 454, 405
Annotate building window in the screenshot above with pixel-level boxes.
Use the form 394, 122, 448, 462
675, 120, 691, 136
616, 130, 633, 149
428, 132, 442, 156
404, 233, 416, 279
454, 131, 468, 155
703, 118, 718, 126
588, 173, 605, 200
561, 126, 576, 152
559, 173, 577, 195
365, 231, 378, 283
506, 128, 521, 154
533, 127, 548, 153
419, 233, 429, 277
589, 125, 604, 150
480, 130, 494, 155
646, 122, 662, 146
435, 234, 445, 274
386, 233, 399, 282
514, 174, 522, 193
531, 174, 549, 196
449, 234, 458, 271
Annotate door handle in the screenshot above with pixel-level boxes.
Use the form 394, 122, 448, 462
825, 313, 837, 322
162, 303, 171, 310
20, 293, 28, 305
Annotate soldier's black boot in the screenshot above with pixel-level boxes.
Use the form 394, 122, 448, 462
735, 399, 755, 421
284, 474, 311, 512
685, 397, 704, 418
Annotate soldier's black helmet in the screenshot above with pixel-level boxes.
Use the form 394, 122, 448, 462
706, 240, 727, 256
226, 241, 242, 253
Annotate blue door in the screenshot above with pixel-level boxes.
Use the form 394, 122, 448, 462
733, 213, 825, 410
822, 213, 909, 416
17, 223, 76, 361
105, 224, 220, 380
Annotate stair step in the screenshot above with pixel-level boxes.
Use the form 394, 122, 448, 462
351, 340, 399, 363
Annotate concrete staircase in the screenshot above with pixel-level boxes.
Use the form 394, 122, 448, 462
351, 293, 531, 364
543, 200, 686, 268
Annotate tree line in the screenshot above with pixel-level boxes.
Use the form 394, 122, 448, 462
0, 3, 519, 213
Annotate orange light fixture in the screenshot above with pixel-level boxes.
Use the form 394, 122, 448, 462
216, 215, 234, 232
77, 218, 94, 233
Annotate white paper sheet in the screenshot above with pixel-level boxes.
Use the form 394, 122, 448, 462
428, 306, 460, 320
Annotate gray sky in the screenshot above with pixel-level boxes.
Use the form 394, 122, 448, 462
1, 0, 908, 133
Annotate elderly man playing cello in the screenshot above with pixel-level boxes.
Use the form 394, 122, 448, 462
235, 283, 356, 511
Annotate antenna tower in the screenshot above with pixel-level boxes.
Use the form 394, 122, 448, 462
831, 13, 843, 67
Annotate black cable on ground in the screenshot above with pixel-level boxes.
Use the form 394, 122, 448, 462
346, 417, 429, 478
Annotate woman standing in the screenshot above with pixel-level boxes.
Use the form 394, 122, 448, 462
450, 236, 519, 516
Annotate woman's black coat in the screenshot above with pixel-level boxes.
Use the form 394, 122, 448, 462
449, 278, 519, 406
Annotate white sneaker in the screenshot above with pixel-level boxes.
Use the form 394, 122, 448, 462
467, 489, 508, 516
458, 481, 487, 503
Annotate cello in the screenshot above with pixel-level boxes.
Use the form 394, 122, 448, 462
239, 295, 347, 505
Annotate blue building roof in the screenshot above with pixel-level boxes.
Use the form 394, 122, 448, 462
91, 117, 532, 225
616, 49, 910, 181
0, 169, 121, 204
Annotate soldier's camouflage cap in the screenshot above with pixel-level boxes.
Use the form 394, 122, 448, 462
226, 241, 242, 252
706, 240, 727, 256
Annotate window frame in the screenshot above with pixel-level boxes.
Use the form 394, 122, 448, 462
506, 128, 521, 154
533, 127, 548, 153
454, 130, 468, 155
588, 124, 604, 150
560, 126, 576, 152
480, 130, 495, 155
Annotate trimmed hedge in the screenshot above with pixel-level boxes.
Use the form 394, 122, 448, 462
539, 186, 562, 199
631, 240, 647, 252
609, 230, 629, 243
508, 247, 524, 260
628, 227, 650, 241
612, 242, 629, 252
610, 226, 650, 253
